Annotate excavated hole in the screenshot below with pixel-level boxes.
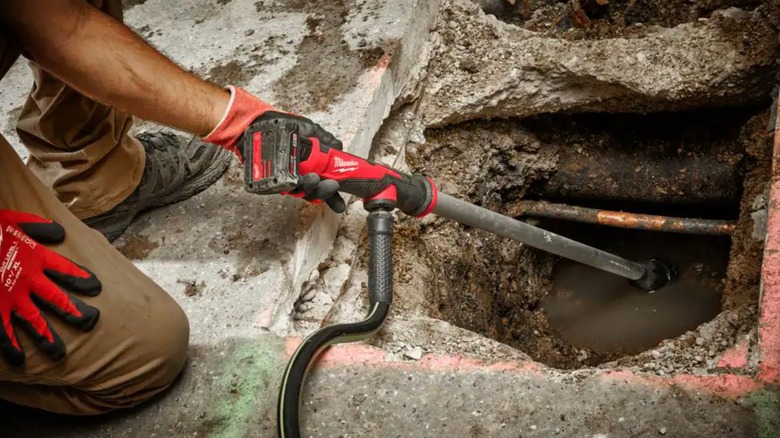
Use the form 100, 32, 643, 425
395, 106, 770, 370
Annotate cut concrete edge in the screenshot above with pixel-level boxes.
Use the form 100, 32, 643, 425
269, 0, 443, 333
757, 107, 780, 384
281, 336, 765, 399
717, 335, 750, 369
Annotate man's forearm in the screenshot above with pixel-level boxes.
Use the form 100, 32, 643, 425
0, 0, 229, 136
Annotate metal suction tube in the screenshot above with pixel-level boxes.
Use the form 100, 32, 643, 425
432, 193, 650, 282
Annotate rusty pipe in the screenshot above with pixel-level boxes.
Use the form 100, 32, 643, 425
511, 200, 736, 235
530, 138, 743, 207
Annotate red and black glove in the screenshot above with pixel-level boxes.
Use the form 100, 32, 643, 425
204, 86, 346, 213
0, 211, 101, 366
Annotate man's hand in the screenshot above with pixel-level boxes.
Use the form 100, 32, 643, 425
204, 87, 346, 213
0, 210, 101, 366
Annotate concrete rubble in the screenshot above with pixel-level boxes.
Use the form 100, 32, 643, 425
2, 0, 780, 436
420, 0, 779, 127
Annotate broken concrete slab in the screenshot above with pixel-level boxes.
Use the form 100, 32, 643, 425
1, 0, 441, 345
420, 0, 778, 127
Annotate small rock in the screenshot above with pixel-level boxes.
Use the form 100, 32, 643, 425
651, 350, 662, 359
176, 279, 204, 297
460, 58, 479, 73
404, 347, 423, 361
751, 209, 768, 241
715, 7, 753, 20
358, 38, 367, 47
659, 426, 667, 435
244, 29, 255, 36
300, 288, 317, 302
695, 337, 705, 346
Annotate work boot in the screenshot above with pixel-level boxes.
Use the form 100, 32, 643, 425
84, 132, 232, 242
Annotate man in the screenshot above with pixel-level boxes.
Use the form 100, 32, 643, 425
0, 0, 343, 415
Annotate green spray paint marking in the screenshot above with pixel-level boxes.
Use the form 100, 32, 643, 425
750, 387, 780, 438
204, 336, 286, 438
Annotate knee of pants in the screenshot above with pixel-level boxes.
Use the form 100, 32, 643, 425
0, 300, 190, 416
87, 299, 191, 413
137, 298, 191, 391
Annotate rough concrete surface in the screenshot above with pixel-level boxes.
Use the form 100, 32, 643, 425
420, 0, 779, 127
2, 0, 780, 436
0, 335, 768, 437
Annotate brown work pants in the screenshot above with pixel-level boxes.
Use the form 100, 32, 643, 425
0, 0, 190, 415
1, 0, 144, 220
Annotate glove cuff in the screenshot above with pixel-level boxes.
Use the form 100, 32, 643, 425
203, 86, 277, 155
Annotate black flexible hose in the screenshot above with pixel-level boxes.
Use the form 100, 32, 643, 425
277, 210, 394, 438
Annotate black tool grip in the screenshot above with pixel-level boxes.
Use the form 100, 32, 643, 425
367, 211, 394, 305
339, 172, 434, 216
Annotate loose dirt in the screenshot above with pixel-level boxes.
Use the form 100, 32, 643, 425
291, 0, 777, 374
483, 0, 768, 39
613, 109, 772, 374
260, 0, 388, 114
116, 233, 160, 260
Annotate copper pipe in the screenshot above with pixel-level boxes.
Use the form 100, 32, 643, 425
511, 201, 736, 235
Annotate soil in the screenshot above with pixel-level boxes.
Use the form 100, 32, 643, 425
206, 60, 260, 89
389, 108, 771, 371
522, 109, 753, 209
260, 0, 389, 113
116, 233, 160, 260
482, 0, 768, 39
203, 37, 290, 89
178, 279, 206, 297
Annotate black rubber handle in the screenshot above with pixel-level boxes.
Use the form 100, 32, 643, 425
339, 172, 433, 216
367, 211, 394, 305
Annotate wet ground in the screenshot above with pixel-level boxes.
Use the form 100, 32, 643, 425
544, 223, 729, 357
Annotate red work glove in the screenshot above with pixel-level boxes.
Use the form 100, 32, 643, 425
204, 86, 346, 213
0, 211, 101, 366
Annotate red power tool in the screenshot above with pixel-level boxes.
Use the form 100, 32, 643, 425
243, 118, 438, 217
241, 118, 675, 438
